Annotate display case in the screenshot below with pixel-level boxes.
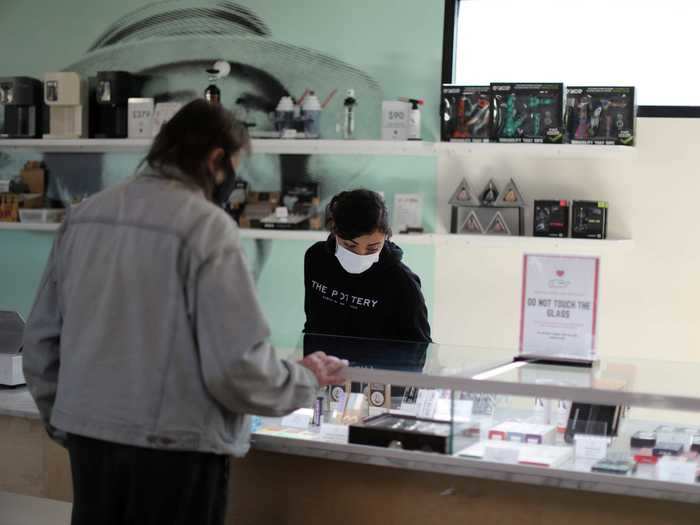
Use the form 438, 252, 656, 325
253, 334, 700, 503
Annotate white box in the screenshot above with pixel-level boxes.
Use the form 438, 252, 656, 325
152, 102, 183, 137
0, 353, 24, 386
128, 98, 154, 138
0, 180, 9, 193
381, 100, 410, 141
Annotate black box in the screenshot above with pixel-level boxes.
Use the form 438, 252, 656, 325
533, 200, 569, 238
441, 85, 491, 142
652, 442, 684, 457
491, 83, 564, 143
565, 87, 635, 146
571, 201, 608, 239
349, 413, 451, 454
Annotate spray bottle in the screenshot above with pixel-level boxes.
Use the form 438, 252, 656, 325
400, 97, 424, 140
342, 89, 357, 139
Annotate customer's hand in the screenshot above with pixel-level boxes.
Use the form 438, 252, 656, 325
299, 352, 348, 387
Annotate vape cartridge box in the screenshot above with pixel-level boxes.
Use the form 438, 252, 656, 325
565, 87, 635, 146
571, 201, 608, 239
491, 83, 564, 143
533, 200, 569, 238
441, 85, 491, 142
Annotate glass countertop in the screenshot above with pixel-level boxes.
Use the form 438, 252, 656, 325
296, 333, 700, 411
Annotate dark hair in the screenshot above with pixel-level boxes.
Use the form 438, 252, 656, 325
142, 99, 250, 199
326, 189, 391, 240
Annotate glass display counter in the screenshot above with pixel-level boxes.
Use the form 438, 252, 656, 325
253, 334, 700, 504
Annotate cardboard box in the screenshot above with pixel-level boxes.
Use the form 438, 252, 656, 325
20, 161, 46, 194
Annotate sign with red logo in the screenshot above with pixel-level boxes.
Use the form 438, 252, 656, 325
520, 254, 600, 362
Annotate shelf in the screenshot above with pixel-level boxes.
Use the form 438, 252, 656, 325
0, 138, 435, 156
0, 138, 636, 157
436, 142, 638, 159
0, 222, 60, 232
437, 234, 634, 250
0, 223, 632, 249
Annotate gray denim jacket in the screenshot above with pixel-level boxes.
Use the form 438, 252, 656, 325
22, 168, 317, 456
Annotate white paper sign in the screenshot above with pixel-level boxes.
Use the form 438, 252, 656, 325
415, 390, 440, 419
656, 457, 697, 484
381, 101, 410, 140
320, 423, 350, 443
280, 408, 313, 430
434, 399, 473, 423
574, 434, 610, 462
393, 193, 423, 233
520, 254, 600, 361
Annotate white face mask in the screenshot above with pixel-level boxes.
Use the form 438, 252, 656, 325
335, 241, 380, 274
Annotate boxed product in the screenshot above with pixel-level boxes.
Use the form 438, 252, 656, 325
533, 200, 569, 238
487, 422, 556, 445
18, 208, 64, 224
441, 85, 491, 142
238, 191, 280, 229
349, 413, 451, 454
127, 97, 154, 138
571, 201, 608, 239
491, 83, 564, 143
565, 87, 635, 146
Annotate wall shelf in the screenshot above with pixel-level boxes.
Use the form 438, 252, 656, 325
436, 142, 638, 159
0, 223, 633, 249
0, 138, 636, 158
0, 138, 435, 157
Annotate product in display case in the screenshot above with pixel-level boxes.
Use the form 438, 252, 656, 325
592, 453, 638, 475
449, 177, 525, 236
653, 442, 685, 457
441, 85, 491, 142
631, 430, 657, 449
571, 200, 608, 239
349, 413, 451, 454
0, 77, 44, 138
491, 83, 564, 143
487, 422, 556, 445
565, 87, 635, 146
533, 200, 569, 238
564, 403, 622, 444
238, 191, 281, 229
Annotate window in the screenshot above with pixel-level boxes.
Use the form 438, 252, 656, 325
444, 0, 700, 113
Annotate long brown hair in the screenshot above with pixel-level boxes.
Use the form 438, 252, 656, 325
142, 99, 250, 200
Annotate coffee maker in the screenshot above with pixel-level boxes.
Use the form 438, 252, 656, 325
0, 77, 43, 138
44, 72, 88, 138
0, 311, 25, 387
90, 71, 139, 138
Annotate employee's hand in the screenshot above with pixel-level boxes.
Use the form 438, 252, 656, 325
300, 352, 348, 387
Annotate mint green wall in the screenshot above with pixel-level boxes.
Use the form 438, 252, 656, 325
0, 0, 443, 346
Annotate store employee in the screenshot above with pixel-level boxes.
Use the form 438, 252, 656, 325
304, 189, 431, 343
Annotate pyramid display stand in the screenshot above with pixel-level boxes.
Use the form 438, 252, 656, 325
449, 178, 526, 236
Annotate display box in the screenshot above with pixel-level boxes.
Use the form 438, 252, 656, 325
487, 422, 556, 445
571, 201, 608, 239
19, 161, 45, 194
441, 85, 491, 142
565, 87, 635, 146
533, 200, 569, 237
349, 413, 451, 454
491, 83, 564, 143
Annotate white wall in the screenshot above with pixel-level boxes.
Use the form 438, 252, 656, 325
431, 118, 700, 364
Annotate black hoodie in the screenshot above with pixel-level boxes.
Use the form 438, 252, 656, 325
303, 236, 431, 343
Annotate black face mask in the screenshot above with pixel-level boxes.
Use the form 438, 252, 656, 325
212, 156, 237, 209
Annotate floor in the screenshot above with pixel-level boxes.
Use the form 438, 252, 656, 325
0, 491, 71, 525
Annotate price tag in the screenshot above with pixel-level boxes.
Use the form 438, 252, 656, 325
484, 443, 520, 464
320, 423, 350, 443
656, 457, 697, 484
574, 434, 610, 462
280, 408, 314, 430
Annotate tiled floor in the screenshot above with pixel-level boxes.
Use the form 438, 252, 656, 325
0, 491, 71, 525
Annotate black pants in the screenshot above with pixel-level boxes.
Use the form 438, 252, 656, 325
67, 434, 229, 525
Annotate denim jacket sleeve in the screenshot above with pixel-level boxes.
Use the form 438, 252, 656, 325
22, 220, 68, 445
194, 244, 318, 417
